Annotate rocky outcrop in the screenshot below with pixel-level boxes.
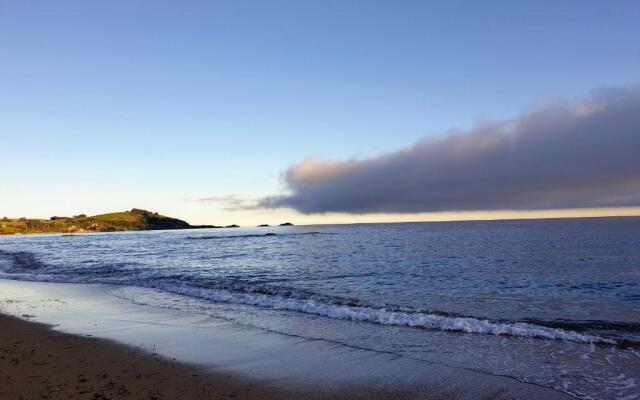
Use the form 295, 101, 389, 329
1, 209, 218, 235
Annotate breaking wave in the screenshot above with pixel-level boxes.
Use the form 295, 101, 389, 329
0, 249, 624, 345
151, 283, 617, 344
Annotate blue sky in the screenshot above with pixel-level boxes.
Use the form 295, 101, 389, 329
1, 1, 639, 224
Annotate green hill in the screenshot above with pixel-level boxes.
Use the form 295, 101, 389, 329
0, 209, 216, 235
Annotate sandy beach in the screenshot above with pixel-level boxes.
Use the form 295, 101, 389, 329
0, 279, 575, 400
0, 314, 286, 400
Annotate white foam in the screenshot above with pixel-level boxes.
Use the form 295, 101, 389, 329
0, 249, 617, 345
155, 283, 615, 345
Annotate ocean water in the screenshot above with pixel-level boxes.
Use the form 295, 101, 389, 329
1, 218, 639, 399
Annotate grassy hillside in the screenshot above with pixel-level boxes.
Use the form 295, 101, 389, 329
0, 209, 213, 235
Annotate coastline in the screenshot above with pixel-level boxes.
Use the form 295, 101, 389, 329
0, 279, 573, 400
0, 314, 286, 400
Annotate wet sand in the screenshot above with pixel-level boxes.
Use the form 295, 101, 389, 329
0, 314, 285, 400
0, 279, 573, 400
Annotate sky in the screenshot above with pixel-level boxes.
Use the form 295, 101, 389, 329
1, 1, 639, 225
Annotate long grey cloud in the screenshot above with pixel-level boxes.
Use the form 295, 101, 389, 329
258, 86, 640, 214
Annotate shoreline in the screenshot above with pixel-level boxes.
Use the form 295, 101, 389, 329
0, 313, 286, 399
0, 279, 573, 400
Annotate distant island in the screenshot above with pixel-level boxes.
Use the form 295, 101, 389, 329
0, 208, 217, 235
259, 223, 293, 227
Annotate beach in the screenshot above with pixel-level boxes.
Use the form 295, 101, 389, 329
1, 220, 638, 399
0, 279, 574, 400
0, 314, 285, 400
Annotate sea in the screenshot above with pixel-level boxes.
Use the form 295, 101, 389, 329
1, 217, 639, 400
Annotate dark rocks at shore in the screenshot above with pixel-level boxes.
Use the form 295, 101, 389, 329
258, 224, 270, 227
225, 224, 240, 228
263, 233, 277, 236
279, 222, 294, 226
145, 215, 192, 230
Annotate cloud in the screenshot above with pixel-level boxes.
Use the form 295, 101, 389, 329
259, 86, 640, 214
190, 195, 260, 211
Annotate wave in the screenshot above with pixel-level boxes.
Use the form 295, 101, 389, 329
149, 282, 617, 345
520, 318, 640, 334
0, 249, 625, 346
0, 250, 47, 272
